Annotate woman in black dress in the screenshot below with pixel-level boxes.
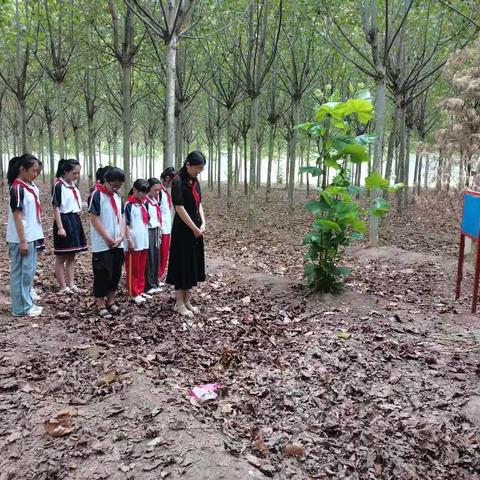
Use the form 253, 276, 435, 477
166, 151, 206, 317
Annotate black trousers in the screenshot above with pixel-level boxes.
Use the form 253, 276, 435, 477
145, 228, 160, 291
92, 248, 124, 298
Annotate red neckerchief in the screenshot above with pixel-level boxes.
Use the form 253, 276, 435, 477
187, 179, 200, 207
95, 183, 120, 223
13, 179, 42, 223
127, 195, 149, 224
145, 195, 162, 224
160, 184, 172, 209
56, 178, 81, 210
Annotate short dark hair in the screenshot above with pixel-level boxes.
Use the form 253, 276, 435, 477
104, 167, 125, 183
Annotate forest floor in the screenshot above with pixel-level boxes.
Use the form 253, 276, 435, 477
1, 183, 480, 480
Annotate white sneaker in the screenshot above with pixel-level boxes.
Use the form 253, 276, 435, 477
158, 281, 166, 287
69, 285, 82, 294
141, 293, 153, 299
31, 289, 41, 302
133, 295, 146, 304
59, 287, 72, 295
26, 305, 43, 317
146, 288, 158, 295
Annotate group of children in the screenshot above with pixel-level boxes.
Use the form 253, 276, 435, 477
6, 153, 175, 319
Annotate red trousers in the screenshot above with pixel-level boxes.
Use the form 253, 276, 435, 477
125, 250, 148, 297
159, 234, 171, 280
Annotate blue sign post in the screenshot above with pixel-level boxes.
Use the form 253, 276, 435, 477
456, 190, 480, 312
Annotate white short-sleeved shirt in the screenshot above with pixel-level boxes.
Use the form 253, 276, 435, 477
124, 201, 149, 251
52, 178, 82, 214
88, 189, 124, 253
160, 186, 172, 235
145, 196, 162, 230
6, 180, 44, 244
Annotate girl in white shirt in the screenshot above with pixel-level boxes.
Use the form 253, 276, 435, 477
124, 179, 150, 304
6, 154, 44, 317
159, 167, 176, 282
52, 159, 87, 294
144, 177, 163, 294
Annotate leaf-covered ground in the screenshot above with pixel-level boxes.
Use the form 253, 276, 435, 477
1, 183, 480, 480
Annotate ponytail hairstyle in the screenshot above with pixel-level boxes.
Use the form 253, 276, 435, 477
160, 167, 177, 181
128, 178, 150, 196
95, 165, 114, 184
180, 151, 206, 178
147, 177, 161, 192
7, 154, 41, 185
56, 158, 80, 179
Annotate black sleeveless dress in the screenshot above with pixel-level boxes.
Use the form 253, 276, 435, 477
166, 172, 206, 290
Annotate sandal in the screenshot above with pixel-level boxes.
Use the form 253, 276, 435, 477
185, 302, 200, 315
107, 303, 120, 314
174, 303, 194, 318
98, 308, 112, 319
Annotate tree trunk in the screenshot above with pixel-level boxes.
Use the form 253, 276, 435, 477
87, 116, 95, 184
369, 76, 386, 245
243, 133, 248, 196
55, 81, 65, 159
207, 141, 214, 190
39, 130, 45, 184
122, 64, 132, 192
226, 109, 233, 206
19, 99, 27, 153
47, 120, 55, 187
248, 94, 259, 221
266, 122, 275, 202
403, 128, 411, 208
234, 141, 239, 188
216, 128, 221, 197
396, 103, 406, 212
256, 142, 262, 188
423, 154, 429, 190
416, 153, 422, 196
113, 134, 118, 166
165, 34, 177, 169
73, 127, 80, 185
288, 99, 300, 213
436, 152, 443, 192
384, 106, 399, 186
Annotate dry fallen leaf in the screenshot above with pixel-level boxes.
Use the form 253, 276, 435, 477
44, 409, 77, 437
97, 370, 118, 386
284, 443, 304, 457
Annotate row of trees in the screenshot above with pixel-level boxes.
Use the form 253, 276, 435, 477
0, 0, 478, 238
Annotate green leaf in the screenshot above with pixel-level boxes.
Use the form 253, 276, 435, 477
350, 218, 366, 233
365, 171, 389, 190
338, 98, 374, 123
296, 122, 316, 131
338, 144, 369, 164
331, 134, 352, 151
316, 219, 341, 232
325, 157, 342, 170
300, 166, 321, 176
369, 197, 390, 217
354, 133, 376, 145
305, 200, 326, 215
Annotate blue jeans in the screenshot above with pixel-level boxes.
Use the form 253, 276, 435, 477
8, 242, 36, 315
